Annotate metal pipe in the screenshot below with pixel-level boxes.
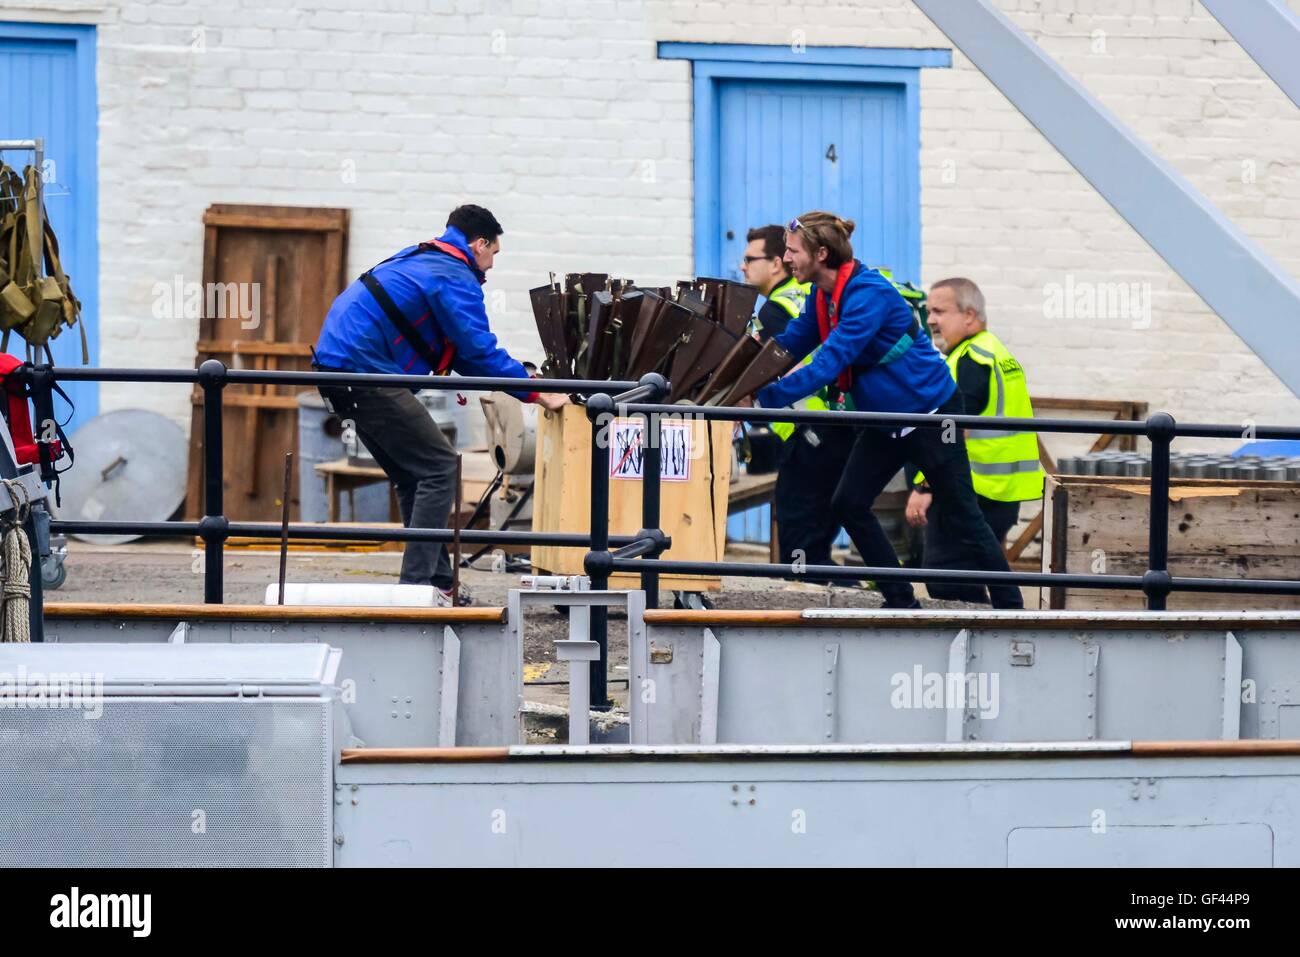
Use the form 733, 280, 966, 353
617, 402, 1147, 436
605, 558, 1300, 596
586, 393, 615, 711
198, 359, 227, 604
605, 557, 1146, 591
50, 520, 643, 548
17, 366, 1300, 439
1145, 413, 1176, 611
277, 452, 292, 605
451, 453, 463, 606
613, 536, 661, 560
27, 367, 636, 394
636, 373, 668, 609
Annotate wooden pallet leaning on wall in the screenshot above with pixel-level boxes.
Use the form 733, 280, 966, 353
186, 204, 349, 524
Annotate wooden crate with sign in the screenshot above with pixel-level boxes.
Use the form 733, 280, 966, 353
531, 404, 733, 591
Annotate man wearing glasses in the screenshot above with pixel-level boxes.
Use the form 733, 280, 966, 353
741, 225, 855, 583
740, 225, 809, 341
755, 211, 1023, 610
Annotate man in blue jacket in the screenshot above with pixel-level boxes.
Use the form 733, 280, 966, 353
315, 204, 566, 605
756, 211, 1021, 609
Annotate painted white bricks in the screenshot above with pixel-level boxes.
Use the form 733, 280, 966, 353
4, 0, 1284, 446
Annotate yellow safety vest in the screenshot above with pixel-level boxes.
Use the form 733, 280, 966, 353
758, 277, 830, 442
917, 329, 1044, 502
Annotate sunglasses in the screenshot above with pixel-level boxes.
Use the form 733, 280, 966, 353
740, 255, 775, 266
787, 218, 803, 231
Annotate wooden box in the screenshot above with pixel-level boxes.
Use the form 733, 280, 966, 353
531, 404, 733, 591
1041, 473, 1300, 610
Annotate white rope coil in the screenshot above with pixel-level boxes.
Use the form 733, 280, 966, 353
0, 479, 32, 643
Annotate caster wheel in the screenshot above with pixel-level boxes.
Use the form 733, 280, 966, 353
42, 560, 67, 590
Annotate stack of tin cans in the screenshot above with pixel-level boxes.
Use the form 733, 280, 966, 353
1054, 450, 1300, 481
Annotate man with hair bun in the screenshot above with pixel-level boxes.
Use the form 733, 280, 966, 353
756, 210, 1023, 610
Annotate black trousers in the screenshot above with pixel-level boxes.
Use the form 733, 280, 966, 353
922, 496, 1021, 604
774, 424, 856, 579
831, 393, 1024, 609
317, 384, 458, 589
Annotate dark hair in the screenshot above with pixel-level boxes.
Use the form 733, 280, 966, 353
746, 225, 788, 261
447, 204, 504, 244
789, 210, 855, 269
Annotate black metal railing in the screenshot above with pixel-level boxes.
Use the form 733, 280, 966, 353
20, 361, 646, 606
16, 362, 1300, 705
585, 398, 1300, 616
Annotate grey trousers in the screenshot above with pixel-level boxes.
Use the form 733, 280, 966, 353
317, 385, 458, 588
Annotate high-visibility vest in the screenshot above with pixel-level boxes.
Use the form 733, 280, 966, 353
760, 277, 830, 442
919, 329, 1044, 502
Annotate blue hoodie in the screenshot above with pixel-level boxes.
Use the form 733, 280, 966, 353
315, 225, 536, 400
757, 262, 954, 418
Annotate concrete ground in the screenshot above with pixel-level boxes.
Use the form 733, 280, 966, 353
44, 537, 1038, 724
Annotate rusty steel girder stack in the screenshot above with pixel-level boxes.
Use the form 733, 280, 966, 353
529, 274, 798, 404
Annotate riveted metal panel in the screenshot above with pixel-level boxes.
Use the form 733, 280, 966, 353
641, 618, 1300, 745
41, 616, 518, 747
333, 753, 1300, 867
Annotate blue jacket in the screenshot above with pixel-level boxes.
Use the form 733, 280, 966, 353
757, 262, 954, 418
315, 225, 536, 400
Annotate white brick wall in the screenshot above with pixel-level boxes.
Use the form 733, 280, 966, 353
7, 0, 1300, 449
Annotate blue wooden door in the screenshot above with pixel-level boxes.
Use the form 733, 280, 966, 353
0, 23, 98, 433
714, 78, 913, 283
712, 78, 915, 545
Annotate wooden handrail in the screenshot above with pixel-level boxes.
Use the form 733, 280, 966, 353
341, 747, 510, 763
45, 602, 507, 624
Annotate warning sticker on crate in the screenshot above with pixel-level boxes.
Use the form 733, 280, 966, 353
609, 418, 692, 482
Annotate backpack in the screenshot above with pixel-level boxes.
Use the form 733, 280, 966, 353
874, 266, 929, 325
0, 162, 87, 363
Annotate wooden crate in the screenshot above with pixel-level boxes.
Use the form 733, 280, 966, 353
531, 404, 733, 591
1041, 473, 1300, 610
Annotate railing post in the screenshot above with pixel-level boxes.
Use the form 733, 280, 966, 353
637, 373, 669, 610
585, 392, 615, 711
1143, 411, 1176, 611
198, 359, 229, 604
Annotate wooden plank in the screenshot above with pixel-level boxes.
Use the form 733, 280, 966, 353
202, 205, 350, 232
1031, 396, 1148, 414
1131, 740, 1300, 757
190, 393, 304, 410
340, 747, 510, 763
1047, 482, 1068, 609
198, 340, 314, 357
45, 602, 506, 623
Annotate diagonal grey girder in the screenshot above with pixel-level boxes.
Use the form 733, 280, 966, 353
1201, 0, 1300, 111
912, 0, 1300, 399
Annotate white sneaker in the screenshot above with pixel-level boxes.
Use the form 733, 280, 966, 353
435, 584, 475, 607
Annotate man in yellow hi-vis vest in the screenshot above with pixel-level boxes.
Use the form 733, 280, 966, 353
906, 277, 1045, 603
742, 225, 855, 579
